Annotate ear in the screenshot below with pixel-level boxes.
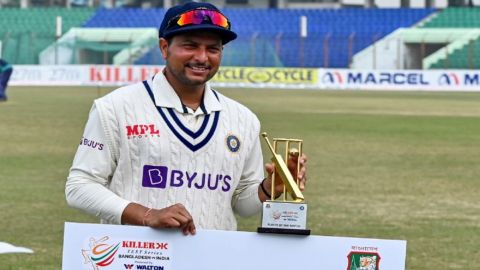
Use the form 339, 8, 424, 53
159, 38, 169, 60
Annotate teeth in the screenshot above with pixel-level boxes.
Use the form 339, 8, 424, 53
191, 66, 207, 71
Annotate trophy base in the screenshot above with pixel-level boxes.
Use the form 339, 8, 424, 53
257, 227, 311, 235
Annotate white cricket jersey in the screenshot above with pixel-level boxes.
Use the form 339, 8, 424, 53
66, 71, 264, 230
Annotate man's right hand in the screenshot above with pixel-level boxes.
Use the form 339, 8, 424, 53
121, 202, 196, 235
144, 204, 196, 235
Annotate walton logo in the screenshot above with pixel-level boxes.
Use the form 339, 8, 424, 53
126, 124, 160, 139
322, 71, 344, 84
81, 236, 120, 269
135, 266, 165, 270
142, 165, 232, 192
438, 73, 460, 85
124, 264, 134, 269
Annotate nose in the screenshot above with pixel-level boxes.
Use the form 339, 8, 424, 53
193, 47, 208, 63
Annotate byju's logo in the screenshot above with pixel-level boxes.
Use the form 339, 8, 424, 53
142, 165, 231, 192
143, 165, 168, 188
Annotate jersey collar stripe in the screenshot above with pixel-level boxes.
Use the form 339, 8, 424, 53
167, 107, 210, 139
143, 80, 220, 152
181, 104, 189, 113
144, 80, 155, 101
212, 90, 220, 101
159, 107, 219, 152
200, 102, 208, 114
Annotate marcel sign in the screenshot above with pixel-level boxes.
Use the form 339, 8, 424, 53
320, 69, 480, 91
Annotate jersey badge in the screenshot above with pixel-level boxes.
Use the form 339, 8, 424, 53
226, 134, 241, 153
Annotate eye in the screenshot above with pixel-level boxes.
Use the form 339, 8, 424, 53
182, 43, 197, 49
208, 46, 222, 53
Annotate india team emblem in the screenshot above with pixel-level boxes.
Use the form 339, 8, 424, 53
226, 134, 241, 153
347, 252, 380, 270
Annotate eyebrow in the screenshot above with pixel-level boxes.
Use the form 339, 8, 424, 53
181, 37, 222, 47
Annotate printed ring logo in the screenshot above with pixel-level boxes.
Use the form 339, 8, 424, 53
226, 135, 241, 153
322, 71, 344, 84
247, 69, 272, 83
82, 236, 120, 269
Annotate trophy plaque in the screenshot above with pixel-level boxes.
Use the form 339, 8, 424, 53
257, 133, 310, 236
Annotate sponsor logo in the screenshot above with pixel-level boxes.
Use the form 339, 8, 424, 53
214, 67, 317, 85
124, 264, 165, 270
438, 73, 460, 85
347, 72, 428, 85
122, 241, 168, 250
322, 71, 344, 84
226, 134, 241, 153
126, 124, 160, 139
271, 210, 282, 220
464, 73, 479, 85
90, 66, 162, 83
135, 266, 165, 270
80, 137, 104, 150
142, 165, 232, 192
347, 249, 380, 270
323, 71, 430, 85
81, 236, 120, 269
246, 69, 272, 83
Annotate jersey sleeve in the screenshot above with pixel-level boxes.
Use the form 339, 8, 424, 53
231, 118, 264, 217
65, 104, 130, 224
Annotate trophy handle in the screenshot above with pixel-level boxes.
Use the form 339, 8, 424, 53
262, 133, 304, 202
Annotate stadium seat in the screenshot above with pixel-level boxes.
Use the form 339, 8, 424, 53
0, 8, 95, 64
84, 8, 435, 67
421, 8, 480, 69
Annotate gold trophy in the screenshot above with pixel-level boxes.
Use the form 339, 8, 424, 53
257, 133, 310, 235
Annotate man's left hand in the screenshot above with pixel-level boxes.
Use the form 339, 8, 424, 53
262, 152, 308, 200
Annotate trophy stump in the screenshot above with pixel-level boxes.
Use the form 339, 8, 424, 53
257, 133, 310, 236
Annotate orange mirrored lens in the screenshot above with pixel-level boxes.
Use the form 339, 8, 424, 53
176, 10, 229, 29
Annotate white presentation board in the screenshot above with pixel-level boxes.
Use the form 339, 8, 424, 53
62, 222, 406, 270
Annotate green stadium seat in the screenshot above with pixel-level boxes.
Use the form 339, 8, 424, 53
0, 8, 95, 64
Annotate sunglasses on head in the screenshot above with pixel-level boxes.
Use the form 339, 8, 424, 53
167, 9, 231, 30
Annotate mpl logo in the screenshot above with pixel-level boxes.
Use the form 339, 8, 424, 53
81, 236, 120, 269
142, 165, 232, 192
322, 71, 344, 84
438, 73, 460, 86
126, 124, 160, 139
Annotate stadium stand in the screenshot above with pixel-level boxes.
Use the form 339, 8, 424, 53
83, 8, 435, 67
1, 7, 436, 67
421, 7, 480, 69
0, 8, 95, 64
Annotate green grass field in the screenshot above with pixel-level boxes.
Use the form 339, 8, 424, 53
1, 86, 480, 269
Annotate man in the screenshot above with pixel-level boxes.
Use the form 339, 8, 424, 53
66, 2, 307, 235
0, 58, 13, 101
